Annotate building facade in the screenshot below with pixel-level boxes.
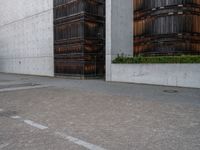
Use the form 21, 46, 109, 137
0, 0, 200, 88
106, 0, 200, 88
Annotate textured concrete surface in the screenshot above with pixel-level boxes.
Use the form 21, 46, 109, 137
0, 0, 54, 76
0, 73, 200, 150
110, 64, 200, 88
106, 0, 133, 81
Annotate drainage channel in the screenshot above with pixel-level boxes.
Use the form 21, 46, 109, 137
0, 83, 40, 89
0, 83, 48, 92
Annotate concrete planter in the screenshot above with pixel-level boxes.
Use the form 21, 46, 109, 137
109, 64, 200, 88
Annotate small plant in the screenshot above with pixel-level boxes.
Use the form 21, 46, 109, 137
112, 55, 200, 64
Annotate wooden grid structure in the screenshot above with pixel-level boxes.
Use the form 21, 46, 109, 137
54, 0, 105, 77
134, 0, 200, 56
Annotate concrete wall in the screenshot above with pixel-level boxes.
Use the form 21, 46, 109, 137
106, 0, 133, 81
110, 64, 200, 88
0, 0, 54, 76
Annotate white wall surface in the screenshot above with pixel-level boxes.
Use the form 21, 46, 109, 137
0, 0, 54, 76
0, 0, 53, 26
110, 64, 200, 88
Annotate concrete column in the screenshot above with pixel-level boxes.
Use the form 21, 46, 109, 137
106, 0, 133, 81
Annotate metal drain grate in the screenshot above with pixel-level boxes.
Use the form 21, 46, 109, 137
163, 89, 178, 93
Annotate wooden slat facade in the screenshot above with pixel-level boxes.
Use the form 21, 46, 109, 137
134, 0, 200, 56
54, 0, 105, 77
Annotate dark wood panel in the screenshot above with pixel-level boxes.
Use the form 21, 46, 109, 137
54, 0, 105, 77
134, 0, 200, 56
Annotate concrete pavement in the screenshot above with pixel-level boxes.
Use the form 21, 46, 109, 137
0, 73, 200, 150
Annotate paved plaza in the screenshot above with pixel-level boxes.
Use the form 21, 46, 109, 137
0, 73, 200, 150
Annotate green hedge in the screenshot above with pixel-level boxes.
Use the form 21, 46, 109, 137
112, 55, 200, 64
